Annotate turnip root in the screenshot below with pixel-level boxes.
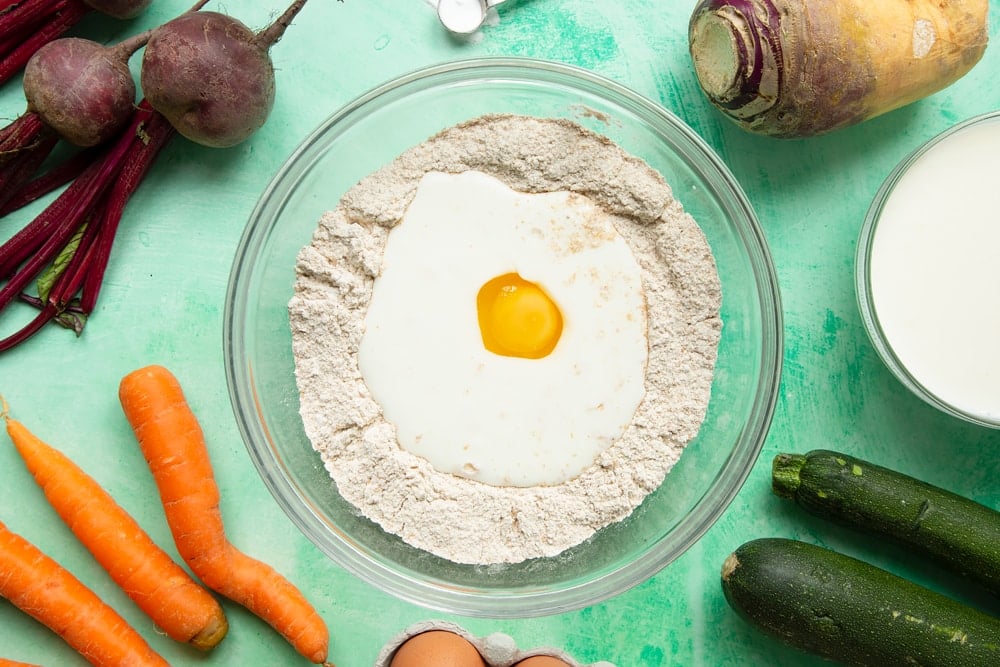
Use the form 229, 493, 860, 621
141, 0, 308, 148
688, 0, 990, 138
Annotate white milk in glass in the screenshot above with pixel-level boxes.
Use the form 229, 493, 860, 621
869, 117, 1000, 424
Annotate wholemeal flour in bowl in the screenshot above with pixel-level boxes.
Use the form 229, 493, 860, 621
288, 114, 722, 565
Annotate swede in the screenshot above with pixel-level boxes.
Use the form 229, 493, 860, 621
140, 0, 308, 148
688, 0, 989, 138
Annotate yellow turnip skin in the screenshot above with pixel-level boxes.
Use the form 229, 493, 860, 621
689, 0, 989, 138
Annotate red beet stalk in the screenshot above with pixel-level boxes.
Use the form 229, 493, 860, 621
0, 113, 59, 212
0, 100, 175, 352
0, 29, 150, 217
0, 146, 96, 217
0, 0, 90, 86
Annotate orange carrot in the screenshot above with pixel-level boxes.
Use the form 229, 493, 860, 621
118, 365, 332, 665
1, 399, 228, 651
0, 659, 42, 667
0, 519, 170, 667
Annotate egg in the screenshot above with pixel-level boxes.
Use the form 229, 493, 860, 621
389, 630, 487, 667
358, 169, 648, 487
513, 657, 574, 667
476, 272, 564, 359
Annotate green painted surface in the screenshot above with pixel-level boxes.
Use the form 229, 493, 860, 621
1, 1, 999, 665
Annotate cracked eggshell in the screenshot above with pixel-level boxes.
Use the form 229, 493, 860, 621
375, 620, 617, 667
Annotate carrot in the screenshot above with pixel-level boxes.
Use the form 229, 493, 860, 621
1, 399, 228, 650
0, 518, 169, 667
118, 365, 332, 665
0, 659, 42, 667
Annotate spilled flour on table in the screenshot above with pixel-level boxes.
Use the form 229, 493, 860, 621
289, 114, 721, 564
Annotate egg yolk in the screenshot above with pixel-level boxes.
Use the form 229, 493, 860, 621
477, 272, 563, 359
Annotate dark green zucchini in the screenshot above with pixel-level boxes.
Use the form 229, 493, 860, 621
772, 449, 1000, 597
722, 538, 1000, 666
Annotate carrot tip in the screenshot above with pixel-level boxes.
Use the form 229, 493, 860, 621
189, 612, 229, 651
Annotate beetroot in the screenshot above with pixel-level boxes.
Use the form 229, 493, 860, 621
24, 34, 148, 147
0, 0, 153, 87
0, 32, 148, 214
0, 1, 318, 352
141, 0, 307, 148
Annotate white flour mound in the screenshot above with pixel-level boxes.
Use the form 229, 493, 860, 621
289, 114, 722, 564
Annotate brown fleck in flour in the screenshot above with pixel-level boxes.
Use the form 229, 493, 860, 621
289, 114, 721, 564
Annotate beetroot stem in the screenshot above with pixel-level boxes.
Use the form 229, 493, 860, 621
0, 0, 89, 86
0, 112, 51, 157
0, 146, 108, 279
0, 132, 57, 211
109, 27, 154, 61
0, 185, 95, 311
0, 106, 138, 310
0, 301, 57, 352
80, 101, 175, 312
256, 0, 309, 48
0, 101, 175, 351
0, 167, 94, 279
0, 112, 59, 212
46, 213, 100, 309
0, 0, 63, 34
0, 145, 97, 216
18, 293, 85, 315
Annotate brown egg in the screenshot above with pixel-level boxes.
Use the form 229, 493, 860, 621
390, 630, 487, 667
513, 657, 574, 667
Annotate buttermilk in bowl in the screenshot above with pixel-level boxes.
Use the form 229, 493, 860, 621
288, 114, 722, 565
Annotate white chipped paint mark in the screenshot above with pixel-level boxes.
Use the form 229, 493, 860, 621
913, 19, 936, 58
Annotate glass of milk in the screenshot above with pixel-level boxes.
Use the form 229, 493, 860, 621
856, 111, 1000, 429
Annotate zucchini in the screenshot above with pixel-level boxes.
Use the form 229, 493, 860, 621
772, 449, 1000, 597
722, 538, 1000, 666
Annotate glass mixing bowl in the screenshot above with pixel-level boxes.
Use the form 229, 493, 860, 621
223, 58, 782, 617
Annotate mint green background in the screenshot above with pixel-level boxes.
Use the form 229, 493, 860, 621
2, 2, 999, 665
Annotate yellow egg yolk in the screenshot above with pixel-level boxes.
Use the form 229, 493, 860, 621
476, 272, 563, 359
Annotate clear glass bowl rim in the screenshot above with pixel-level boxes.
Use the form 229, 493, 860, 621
855, 109, 1000, 430
223, 56, 783, 616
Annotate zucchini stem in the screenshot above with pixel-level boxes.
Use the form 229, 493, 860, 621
721, 552, 739, 581
771, 453, 806, 498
